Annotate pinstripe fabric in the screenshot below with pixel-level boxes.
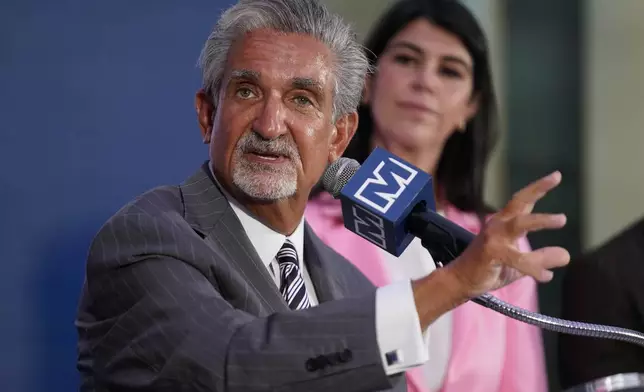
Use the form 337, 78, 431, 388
75, 162, 407, 392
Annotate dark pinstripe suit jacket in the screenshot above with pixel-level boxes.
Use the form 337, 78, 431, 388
76, 162, 407, 392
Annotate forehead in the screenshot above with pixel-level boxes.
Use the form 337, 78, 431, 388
387, 19, 472, 64
225, 29, 335, 89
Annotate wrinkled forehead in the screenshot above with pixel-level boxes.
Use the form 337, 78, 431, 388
223, 29, 336, 93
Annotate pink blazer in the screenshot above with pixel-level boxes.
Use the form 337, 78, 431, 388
305, 193, 547, 392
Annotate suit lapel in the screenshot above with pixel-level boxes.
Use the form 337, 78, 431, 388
303, 223, 345, 303
180, 162, 286, 314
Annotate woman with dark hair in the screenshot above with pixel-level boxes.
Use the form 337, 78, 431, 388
306, 0, 547, 391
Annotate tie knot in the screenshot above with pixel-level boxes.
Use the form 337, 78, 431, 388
277, 239, 298, 265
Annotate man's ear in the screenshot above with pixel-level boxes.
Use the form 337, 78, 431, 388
328, 111, 359, 163
195, 89, 215, 144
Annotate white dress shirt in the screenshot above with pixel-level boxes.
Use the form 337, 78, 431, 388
211, 169, 429, 376
380, 236, 453, 390
225, 193, 320, 305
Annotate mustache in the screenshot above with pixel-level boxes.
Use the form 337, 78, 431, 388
236, 131, 300, 161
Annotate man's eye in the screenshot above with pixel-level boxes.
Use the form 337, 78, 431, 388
236, 88, 256, 99
294, 96, 312, 106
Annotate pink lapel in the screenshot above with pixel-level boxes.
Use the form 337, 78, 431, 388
443, 204, 484, 235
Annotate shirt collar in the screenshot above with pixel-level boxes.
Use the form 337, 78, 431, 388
209, 164, 305, 269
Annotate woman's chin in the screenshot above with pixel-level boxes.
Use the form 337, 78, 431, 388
395, 129, 440, 150
376, 121, 444, 151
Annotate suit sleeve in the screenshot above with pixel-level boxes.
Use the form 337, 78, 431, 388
498, 236, 548, 392
77, 212, 401, 392
558, 251, 644, 389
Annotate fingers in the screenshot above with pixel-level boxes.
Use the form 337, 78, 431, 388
501, 171, 562, 217
510, 246, 571, 283
504, 213, 567, 237
459, 172, 567, 294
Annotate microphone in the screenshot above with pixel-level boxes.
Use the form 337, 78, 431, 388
564, 373, 644, 392
322, 146, 472, 263
321, 148, 644, 348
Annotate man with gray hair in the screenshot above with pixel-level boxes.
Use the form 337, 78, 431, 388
76, 0, 570, 390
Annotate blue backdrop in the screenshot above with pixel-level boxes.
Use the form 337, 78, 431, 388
0, 1, 232, 390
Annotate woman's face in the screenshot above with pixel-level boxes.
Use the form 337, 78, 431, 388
366, 18, 478, 150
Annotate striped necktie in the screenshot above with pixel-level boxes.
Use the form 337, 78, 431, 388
276, 239, 311, 310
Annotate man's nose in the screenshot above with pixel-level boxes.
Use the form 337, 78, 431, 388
252, 94, 287, 140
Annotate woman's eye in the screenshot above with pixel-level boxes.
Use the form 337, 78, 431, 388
394, 54, 416, 65
441, 67, 463, 79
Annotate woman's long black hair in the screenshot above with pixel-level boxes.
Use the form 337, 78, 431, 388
317, 0, 498, 217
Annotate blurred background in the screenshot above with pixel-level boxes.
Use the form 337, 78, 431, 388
1, 0, 643, 390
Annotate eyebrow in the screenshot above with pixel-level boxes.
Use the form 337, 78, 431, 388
230, 69, 260, 82
387, 41, 473, 72
291, 77, 324, 96
229, 69, 325, 98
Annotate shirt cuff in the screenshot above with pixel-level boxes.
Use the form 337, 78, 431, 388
375, 279, 430, 375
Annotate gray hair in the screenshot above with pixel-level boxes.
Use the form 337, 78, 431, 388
198, 0, 370, 118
